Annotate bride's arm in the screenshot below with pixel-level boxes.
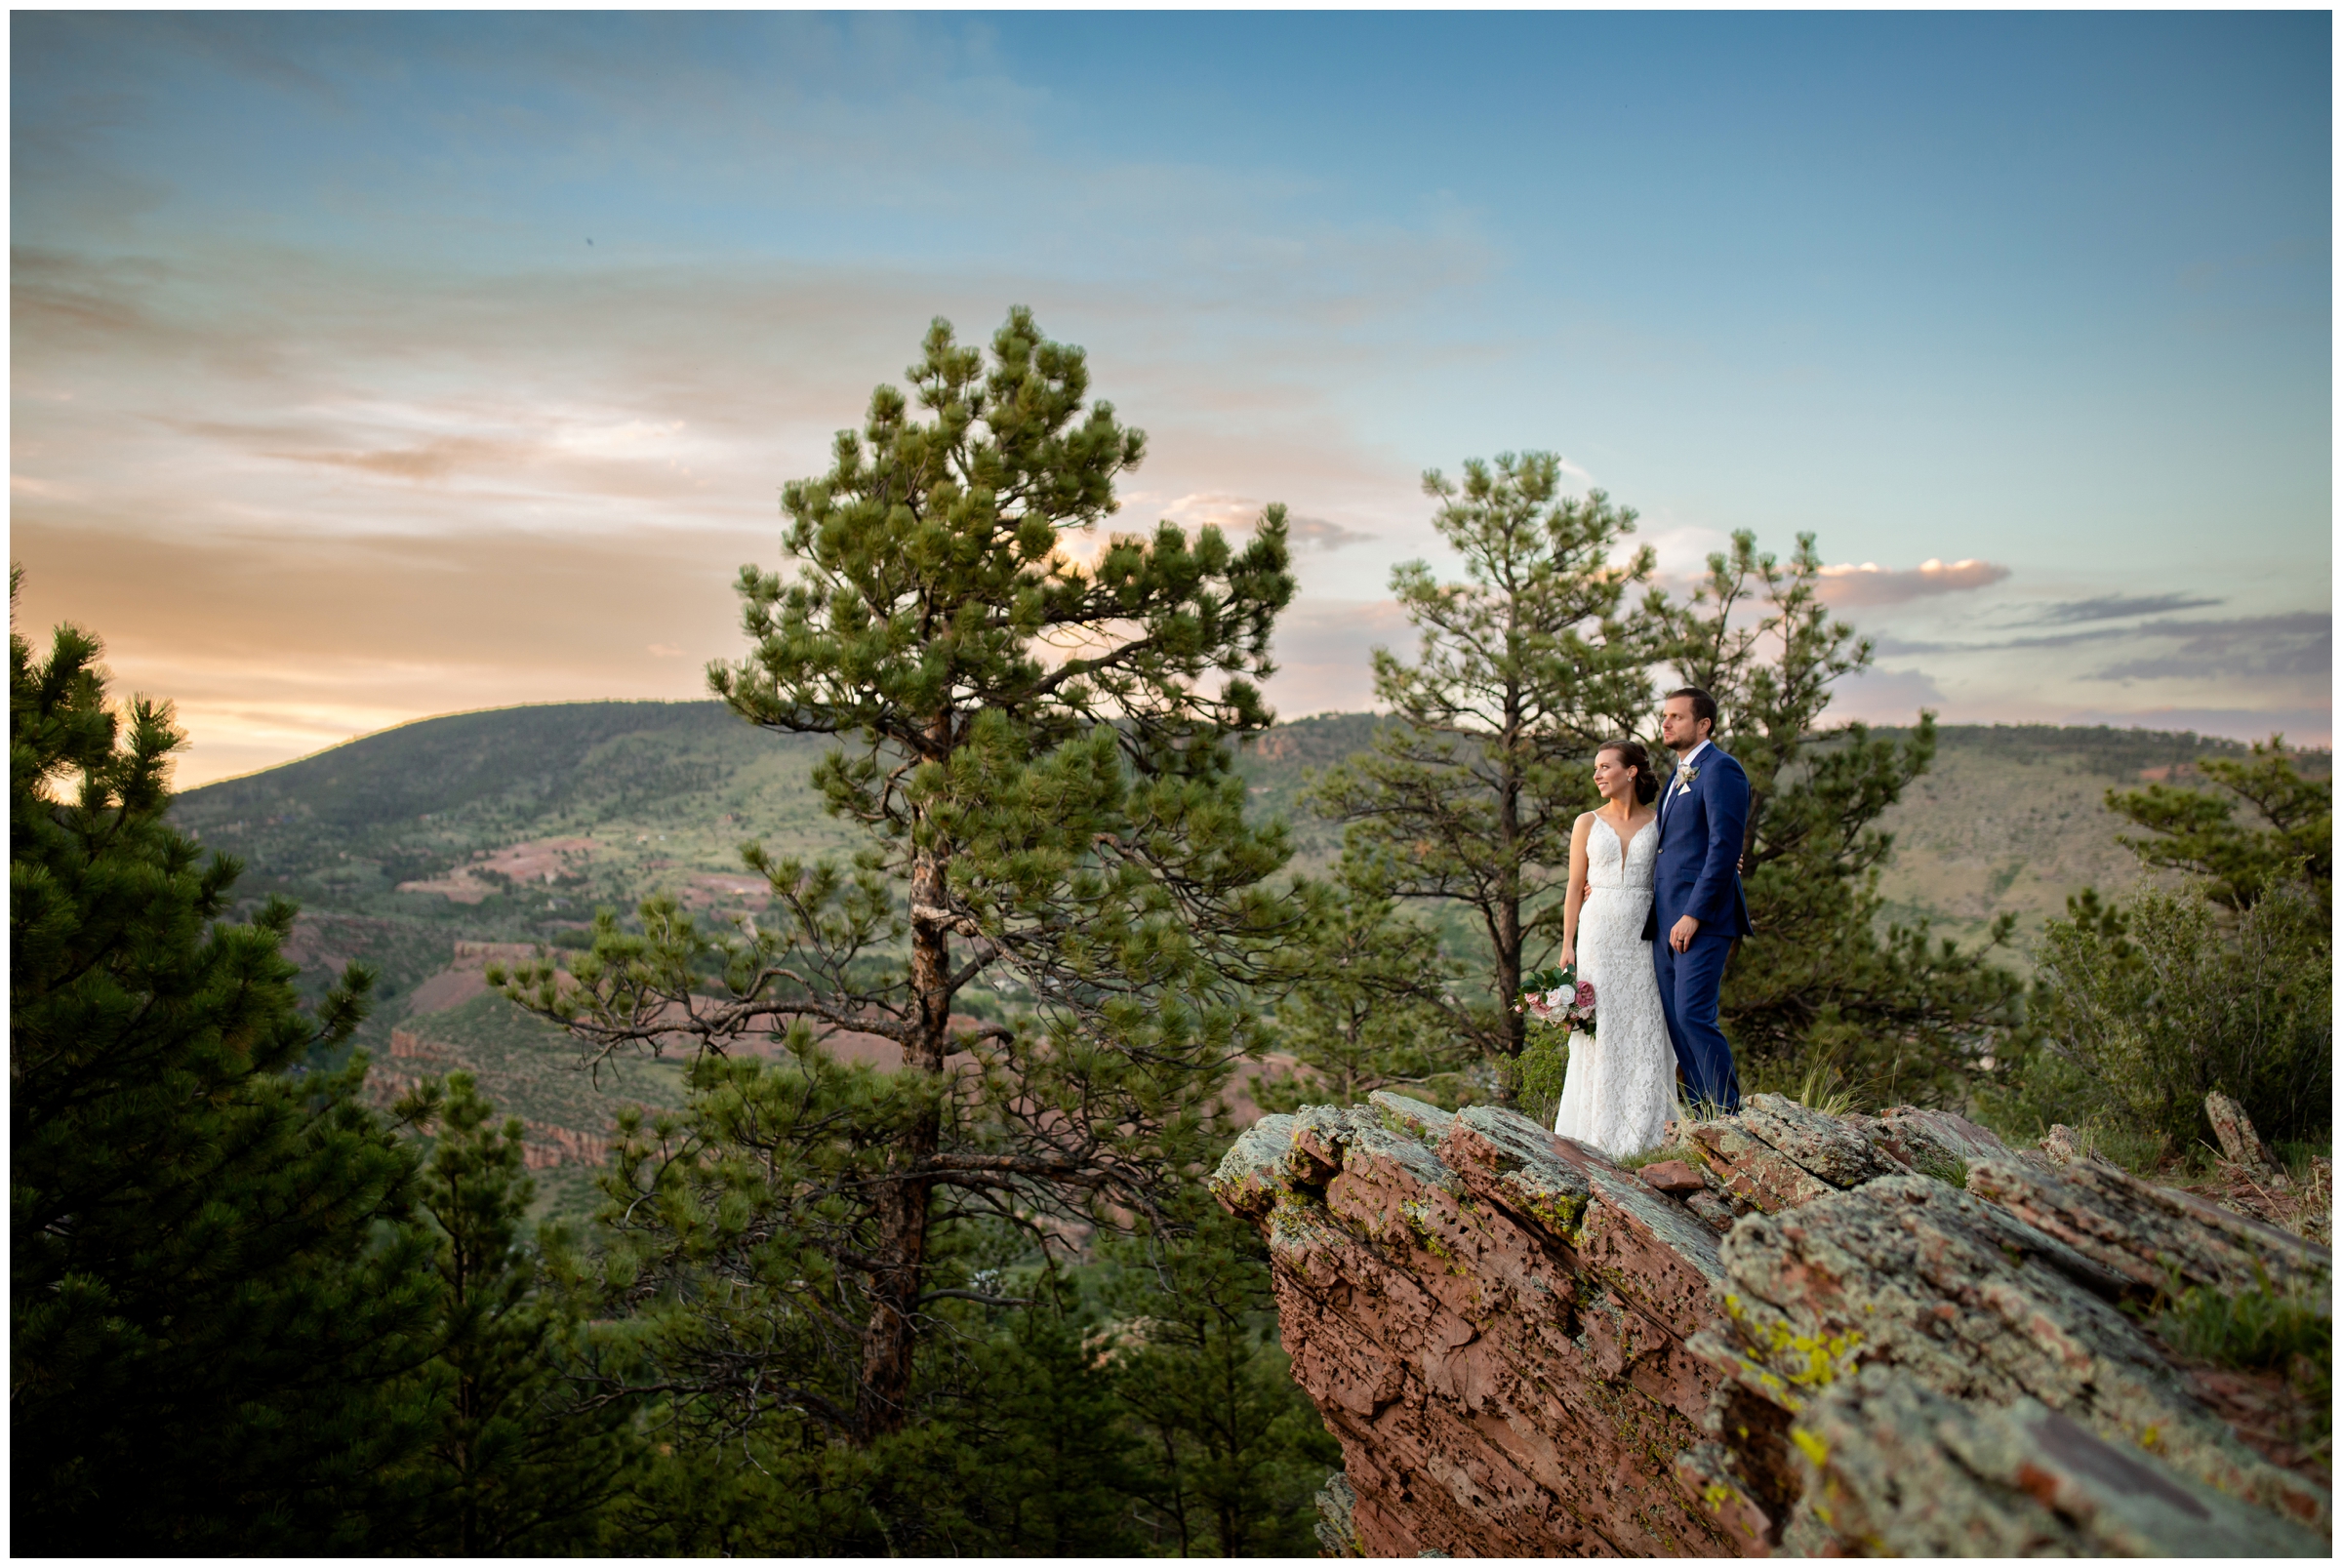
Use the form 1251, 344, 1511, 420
1558, 814, 1592, 969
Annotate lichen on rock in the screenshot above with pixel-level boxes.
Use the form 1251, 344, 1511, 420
1790, 1367, 2327, 1556
1215, 1094, 2331, 1557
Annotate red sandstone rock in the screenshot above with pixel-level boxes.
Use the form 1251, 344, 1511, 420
1219, 1092, 2333, 1557
1684, 1116, 1833, 1214
1874, 1103, 2020, 1169
1213, 1096, 1750, 1556
1639, 1159, 1707, 1194
1792, 1369, 2325, 1555
1967, 1149, 2330, 1299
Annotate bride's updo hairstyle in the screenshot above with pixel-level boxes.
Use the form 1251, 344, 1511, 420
1597, 739, 1659, 805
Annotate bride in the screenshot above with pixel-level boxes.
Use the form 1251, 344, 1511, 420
1550, 739, 1678, 1160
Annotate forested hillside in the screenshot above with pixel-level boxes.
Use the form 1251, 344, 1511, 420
176, 697, 2289, 960
166, 699, 2308, 1219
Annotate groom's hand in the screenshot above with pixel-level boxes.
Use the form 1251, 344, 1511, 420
1669, 914, 1701, 952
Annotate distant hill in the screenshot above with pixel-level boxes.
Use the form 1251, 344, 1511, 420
1859, 723, 2307, 955
175, 701, 2316, 1217
175, 699, 2308, 985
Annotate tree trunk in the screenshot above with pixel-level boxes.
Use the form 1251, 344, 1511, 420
1495, 899, 1523, 1061
855, 1151, 934, 1439
1495, 730, 1525, 1065
856, 726, 954, 1440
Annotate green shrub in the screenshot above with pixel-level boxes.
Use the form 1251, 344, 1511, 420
2086, 1122, 2175, 1176
2157, 1277, 2330, 1373
2023, 881, 2330, 1148
2274, 1140, 2328, 1188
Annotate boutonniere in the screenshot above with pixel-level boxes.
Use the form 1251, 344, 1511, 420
1676, 765, 1700, 791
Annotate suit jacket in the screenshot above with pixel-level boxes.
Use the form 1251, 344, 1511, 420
1645, 743, 1757, 942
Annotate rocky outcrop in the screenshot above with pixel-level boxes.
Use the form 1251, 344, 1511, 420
1212, 1092, 2331, 1557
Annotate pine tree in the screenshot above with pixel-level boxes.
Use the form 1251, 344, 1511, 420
11, 578, 435, 1551
941, 1272, 1148, 1554
1255, 858, 1469, 1111
1651, 533, 2026, 1102
389, 1072, 641, 1552
1309, 454, 1653, 1065
1103, 1194, 1341, 1555
494, 308, 1301, 1442
2103, 735, 2331, 910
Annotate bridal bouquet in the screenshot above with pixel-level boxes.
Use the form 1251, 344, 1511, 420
1516, 963, 1595, 1036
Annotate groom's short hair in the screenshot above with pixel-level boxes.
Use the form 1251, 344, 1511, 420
1666, 686, 1719, 734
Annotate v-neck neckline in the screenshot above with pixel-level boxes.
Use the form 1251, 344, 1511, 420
1598, 810, 1651, 858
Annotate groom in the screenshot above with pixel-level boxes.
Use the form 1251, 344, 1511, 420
1647, 686, 1753, 1113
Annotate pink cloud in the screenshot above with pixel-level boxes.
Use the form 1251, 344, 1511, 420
1817, 557, 2010, 606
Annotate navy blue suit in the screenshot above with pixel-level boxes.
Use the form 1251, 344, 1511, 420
1649, 742, 1755, 1112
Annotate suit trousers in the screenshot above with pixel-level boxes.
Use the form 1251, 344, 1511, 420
1654, 929, 1742, 1113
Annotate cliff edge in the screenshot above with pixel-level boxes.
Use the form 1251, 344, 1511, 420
1212, 1092, 2330, 1556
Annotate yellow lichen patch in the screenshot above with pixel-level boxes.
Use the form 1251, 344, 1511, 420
1524, 1187, 1589, 1236
1696, 1480, 1768, 1545
1402, 1201, 1467, 1272
1791, 1427, 1831, 1467
1721, 1293, 1864, 1392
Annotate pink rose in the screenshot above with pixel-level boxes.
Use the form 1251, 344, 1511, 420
1575, 981, 1596, 1009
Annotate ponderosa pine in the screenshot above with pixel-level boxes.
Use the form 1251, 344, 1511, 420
389, 1071, 642, 1552
11, 576, 434, 1551
1650, 532, 2027, 1102
493, 309, 1302, 1441
1309, 453, 1653, 1066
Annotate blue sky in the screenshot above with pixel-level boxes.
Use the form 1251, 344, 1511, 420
12, 11, 2331, 783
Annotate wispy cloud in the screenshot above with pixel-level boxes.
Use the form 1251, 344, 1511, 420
2051, 705, 2330, 747
11, 513, 750, 784
276, 435, 539, 483
1286, 514, 1376, 550
1847, 610, 2331, 746
1255, 597, 1411, 715
2088, 613, 2330, 683
1875, 610, 2327, 663
1816, 557, 2010, 606
1826, 663, 1948, 723
2019, 591, 2223, 625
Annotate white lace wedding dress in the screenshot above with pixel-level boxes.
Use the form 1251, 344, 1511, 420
1552, 814, 1678, 1160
